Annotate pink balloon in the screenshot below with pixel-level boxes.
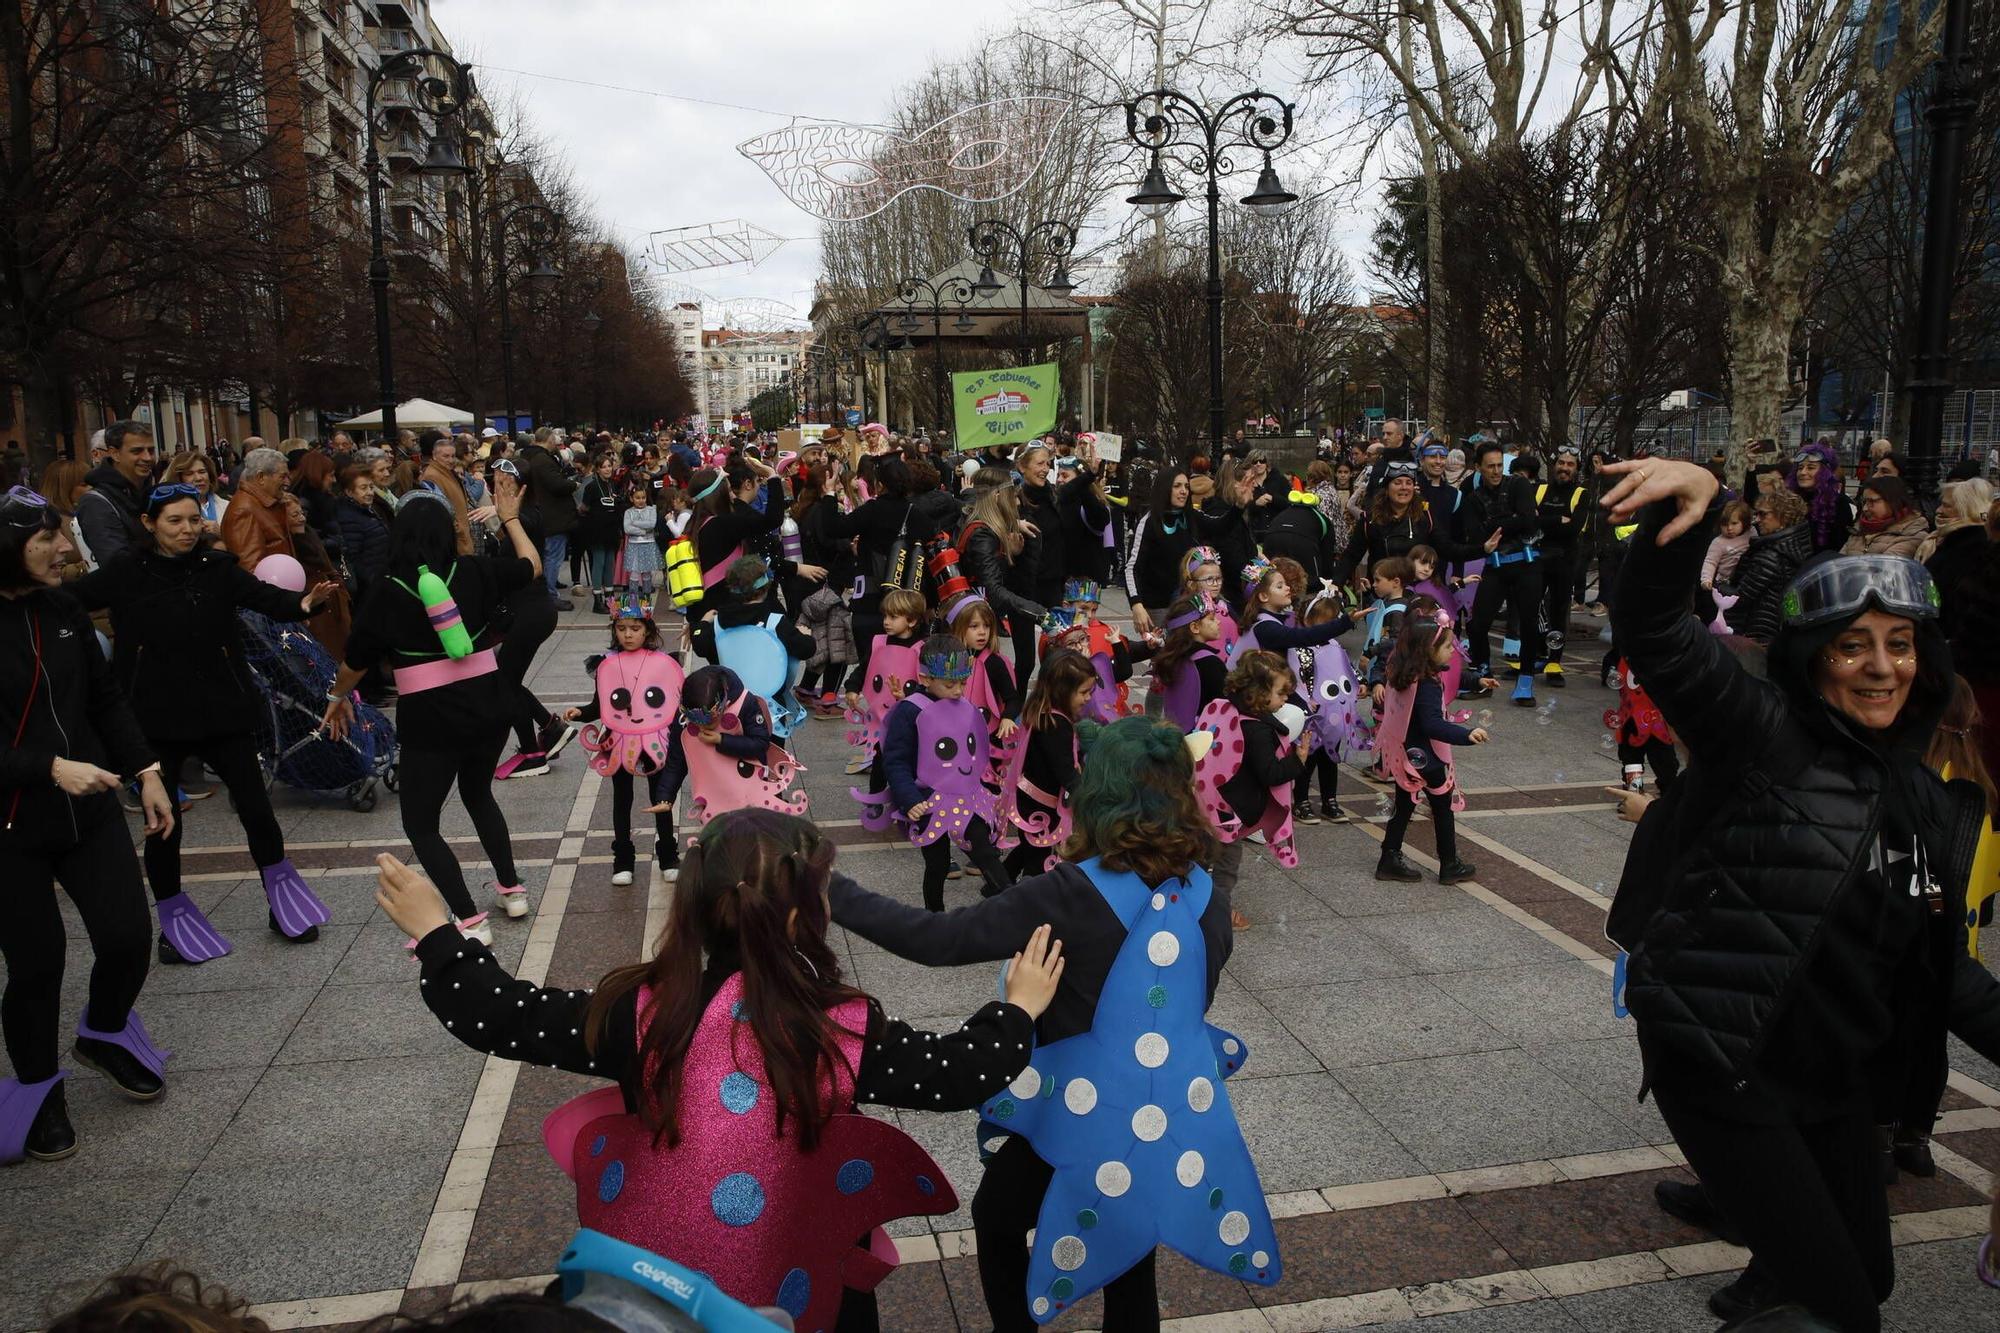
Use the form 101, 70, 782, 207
254, 554, 306, 592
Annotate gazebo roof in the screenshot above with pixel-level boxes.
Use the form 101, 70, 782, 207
865, 257, 1088, 345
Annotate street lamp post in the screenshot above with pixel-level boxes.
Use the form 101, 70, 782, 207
967, 220, 1077, 367
364, 48, 472, 443
1906, 0, 1973, 501
491, 202, 563, 438
892, 275, 977, 438
1122, 88, 1297, 457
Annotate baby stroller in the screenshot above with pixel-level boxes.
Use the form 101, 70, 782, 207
236, 609, 399, 812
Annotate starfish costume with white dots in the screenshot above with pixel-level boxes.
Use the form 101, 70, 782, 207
977, 859, 1280, 1322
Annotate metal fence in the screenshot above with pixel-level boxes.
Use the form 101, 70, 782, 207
1575, 390, 2000, 468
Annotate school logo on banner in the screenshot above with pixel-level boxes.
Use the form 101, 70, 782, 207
952, 362, 1059, 447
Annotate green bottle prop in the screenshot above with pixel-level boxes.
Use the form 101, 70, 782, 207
417, 564, 474, 659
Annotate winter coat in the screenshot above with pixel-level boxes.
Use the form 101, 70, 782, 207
1721, 522, 1815, 645
1923, 523, 1989, 641
333, 494, 390, 588
0, 589, 156, 853
1608, 499, 2000, 1121
1055, 474, 1115, 586
74, 463, 149, 568
958, 518, 1046, 628
1838, 512, 1929, 560
576, 476, 622, 549
515, 443, 579, 536
1260, 500, 1345, 590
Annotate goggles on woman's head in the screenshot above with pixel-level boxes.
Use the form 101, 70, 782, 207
1781, 555, 1939, 629
1418, 444, 1449, 459
491, 458, 520, 479
1383, 461, 1420, 481
0, 485, 53, 530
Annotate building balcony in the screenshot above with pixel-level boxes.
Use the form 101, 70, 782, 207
383, 131, 423, 164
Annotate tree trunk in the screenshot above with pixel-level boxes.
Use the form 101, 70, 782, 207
1722, 285, 1798, 479
21, 364, 70, 473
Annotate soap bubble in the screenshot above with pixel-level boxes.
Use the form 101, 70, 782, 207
1553, 770, 1567, 781
1599, 732, 1616, 752
1477, 709, 1496, 728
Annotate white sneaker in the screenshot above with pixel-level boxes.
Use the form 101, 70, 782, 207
457, 913, 494, 946
661, 866, 678, 883
494, 884, 529, 918
610, 869, 635, 887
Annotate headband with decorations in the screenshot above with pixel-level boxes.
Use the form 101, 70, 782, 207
1166, 594, 1218, 630
1184, 545, 1222, 573
944, 589, 992, 625
919, 643, 975, 680
1241, 554, 1275, 587
1063, 577, 1102, 605
608, 591, 653, 623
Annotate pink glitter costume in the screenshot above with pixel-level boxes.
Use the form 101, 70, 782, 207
1188, 698, 1299, 868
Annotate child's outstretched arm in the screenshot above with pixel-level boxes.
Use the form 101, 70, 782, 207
857, 925, 1064, 1111
376, 854, 625, 1080
830, 869, 1065, 968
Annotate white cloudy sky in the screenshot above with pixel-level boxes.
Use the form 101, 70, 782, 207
431, 0, 1034, 321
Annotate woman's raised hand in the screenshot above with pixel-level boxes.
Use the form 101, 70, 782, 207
1003, 923, 1067, 1019
1599, 458, 1718, 546
492, 486, 522, 526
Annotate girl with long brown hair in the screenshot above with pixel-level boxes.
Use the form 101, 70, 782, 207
375, 808, 1064, 1332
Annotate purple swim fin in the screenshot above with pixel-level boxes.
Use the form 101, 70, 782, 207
0, 1073, 68, 1165
261, 858, 331, 940
155, 892, 233, 964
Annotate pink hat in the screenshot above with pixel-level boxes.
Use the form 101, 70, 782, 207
859, 422, 888, 438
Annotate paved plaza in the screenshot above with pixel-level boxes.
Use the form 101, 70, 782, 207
3, 598, 1996, 1332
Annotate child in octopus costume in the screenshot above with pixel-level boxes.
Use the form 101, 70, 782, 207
1189, 650, 1311, 929
845, 587, 924, 800
1228, 557, 1350, 667
1176, 546, 1240, 656
1604, 656, 1678, 794
642, 666, 809, 851
568, 595, 685, 886
1061, 578, 1149, 723
828, 719, 1279, 1328
1373, 597, 1490, 886
879, 635, 1013, 911
944, 591, 1020, 780
1151, 594, 1230, 732
997, 649, 1099, 879
1291, 590, 1362, 825
382, 809, 1067, 1333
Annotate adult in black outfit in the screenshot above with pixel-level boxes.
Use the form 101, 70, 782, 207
683, 456, 808, 640
320, 485, 542, 943
490, 459, 571, 780
1603, 457, 2000, 1333
1052, 441, 1115, 585
1123, 468, 1255, 637
825, 455, 916, 653
1457, 443, 1544, 699
1017, 442, 1106, 613
70, 485, 342, 963
0, 487, 176, 1164
1331, 460, 1483, 587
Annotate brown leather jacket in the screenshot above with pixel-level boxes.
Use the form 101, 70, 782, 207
221, 488, 295, 574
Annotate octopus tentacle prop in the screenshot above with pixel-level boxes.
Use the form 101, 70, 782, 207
1188, 699, 1299, 868
683, 694, 809, 823
907, 695, 999, 850
581, 650, 685, 777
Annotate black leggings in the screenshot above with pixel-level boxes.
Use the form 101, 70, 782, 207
1384, 784, 1458, 863
974, 1134, 1159, 1332
1306, 748, 1341, 802
920, 816, 1008, 912
0, 800, 152, 1081
1655, 1090, 1892, 1333
398, 726, 520, 919
610, 769, 674, 867
498, 598, 557, 752
144, 732, 284, 902
1468, 559, 1543, 674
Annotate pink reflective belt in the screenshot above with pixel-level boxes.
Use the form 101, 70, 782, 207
393, 648, 499, 695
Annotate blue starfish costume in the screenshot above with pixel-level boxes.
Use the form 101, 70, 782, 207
977, 858, 1279, 1322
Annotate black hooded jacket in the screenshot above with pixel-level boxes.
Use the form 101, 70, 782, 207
1609, 500, 2000, 1123
1722, 521, 1815, 645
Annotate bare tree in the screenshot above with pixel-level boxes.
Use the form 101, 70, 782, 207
1225, 194, 1362, 433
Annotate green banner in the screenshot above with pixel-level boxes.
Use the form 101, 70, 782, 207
951, 362, 1059, 448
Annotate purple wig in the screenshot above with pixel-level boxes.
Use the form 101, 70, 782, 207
1787, 440, 1842, 550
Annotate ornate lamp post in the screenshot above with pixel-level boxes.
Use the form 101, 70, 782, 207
364, 48, 472, 442
892, 274, 977, 437
967, 219, 1077, 366
491, 202, 563, 438
1123, 88, 1296, 455
1905, 0, 1973, 500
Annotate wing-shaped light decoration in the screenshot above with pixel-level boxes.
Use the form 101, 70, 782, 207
647, 219, 791, 273
738, 96, 1074, 221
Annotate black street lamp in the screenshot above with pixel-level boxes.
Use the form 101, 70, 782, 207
491, 202, 564, 438
892, 274, 977, 437
1123, 88, 1296, 455
364, 47, 472, 443
966, 218, 1079, 366
1905, 0, 1973, 501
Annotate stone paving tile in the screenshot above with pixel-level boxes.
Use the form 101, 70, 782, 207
1523, 1038, 1670, 1143
848, 943, 1016, 1021
1880, 1237, 1996, 1332
137, 985, 318, 1071
1522, 896, 1618, 957
1245, 1197, 1514, 1306
207, 865, 386, 928
888, 1107, 987, 1234
459, 1142, 581, 1284
141, 1150, 450, 1304
0, 1170, 192, 1331
1554, 1274, 1726, 1331
1350, 905, 1581, 975
1296, 864, 1471, 917
204, 1055, 483, 1167
939, 1252, 1107, 1330
1882, 1166, 1987, 1214
1265, 976, 1517, 1070
273, 980, 472, 1065
1200, 974, 1323, 1080
1933, 1126, 2000, 1174
0, 1068, 256, 1194
1455, 1167, 1709, 1268
873, 1258, 957, 1331
1216, 914, 1416, 993
1430, 962, 1633, 1047
542, 909, 647, 990
502, 1062, 606, 1148
1337, 1049, 1647, 1174
137, 920, 363, 998
1227, 1073, 1422, 1193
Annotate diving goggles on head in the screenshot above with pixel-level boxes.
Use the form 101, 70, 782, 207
1780, 555, 1939, 629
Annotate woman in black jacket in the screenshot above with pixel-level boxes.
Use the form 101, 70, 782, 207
1720, 488, 1814, 645
1122, 468, 1255, 637
1052, 444, 1115, 586
332, 463, 390, 591
683, 456, 809, 627
824, 455, 916, 650
575, 451, 624, 615
0, 488, 177, 1163
1602, 457, 2000, 1332
1331, 462, 1478, 586
959, 469, 1049, 673
72, 485, 341, 963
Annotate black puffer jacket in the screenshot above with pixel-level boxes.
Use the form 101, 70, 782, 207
514, 442, 578, 536
1609, 499, 2000, 1118
1721, 521, 1814, 644
333, 494, 390, 587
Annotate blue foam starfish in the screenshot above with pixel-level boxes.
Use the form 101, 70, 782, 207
979, 859, 1279, 1323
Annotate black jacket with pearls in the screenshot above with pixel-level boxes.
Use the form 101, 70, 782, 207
412, 924, 1034, 1113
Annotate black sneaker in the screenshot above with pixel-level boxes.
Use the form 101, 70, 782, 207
1321, 798, 1351, 823
1293, 799, 1322, 825
591, 594, 608, 615
1543, 670, 1566, 688
537, 715, 576, 760
1456, 682, 1494, 700
1374, 851, 1422, 883
1708, 1270, 1782, 1322
73, 1035, 164, 1100
1436, 859, 1476, 885
1892, 1133, 1937, 1177
1654, 1179, 1744, 1246
24, 1083, 76, 1161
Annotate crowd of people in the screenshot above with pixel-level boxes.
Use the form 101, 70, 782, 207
3, 411, 2000, 1332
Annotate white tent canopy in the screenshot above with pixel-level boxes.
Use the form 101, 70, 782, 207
335, 398, 474, 430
